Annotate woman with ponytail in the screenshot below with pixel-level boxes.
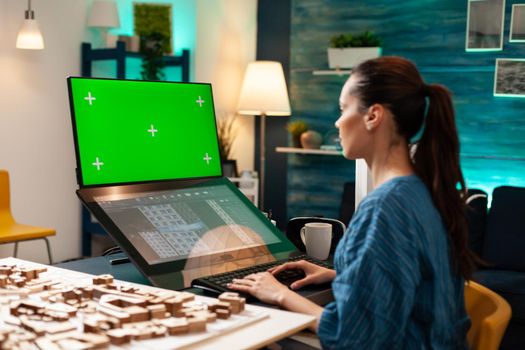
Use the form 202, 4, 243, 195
230, 56, 474, 349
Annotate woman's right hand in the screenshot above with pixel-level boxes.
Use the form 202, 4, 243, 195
268, 260, 336, 290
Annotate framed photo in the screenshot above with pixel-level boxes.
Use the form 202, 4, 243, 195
494, 59, 525, 97
221, 159, 238, 178
466, 0, 505, 52
510, 4, 525, 42
133, 3, 173, 54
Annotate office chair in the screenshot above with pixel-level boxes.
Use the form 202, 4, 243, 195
465, 280, 511, 350
0, 170, 55, 264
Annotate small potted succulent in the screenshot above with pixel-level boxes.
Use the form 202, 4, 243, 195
328, 31, 382, 69
286, 120, 308, 148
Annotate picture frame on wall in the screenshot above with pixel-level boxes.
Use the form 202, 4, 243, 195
510, 4, 525, 42
466, 0, 505, 52
134, 3, 173, 54
494, 59, 525, 97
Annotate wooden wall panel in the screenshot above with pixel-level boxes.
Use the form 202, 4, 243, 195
288, 0, 525, 218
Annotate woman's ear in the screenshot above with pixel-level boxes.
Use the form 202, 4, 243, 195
364, 103, 384, 131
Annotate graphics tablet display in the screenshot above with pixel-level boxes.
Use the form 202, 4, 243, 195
88, 179, 293, 268
68, 77, 222, 187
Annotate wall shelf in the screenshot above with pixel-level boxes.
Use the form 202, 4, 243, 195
292, 66, 495, 76
276, 147, 342, 156
81, 42, 190, 81
312, 69, 352, 76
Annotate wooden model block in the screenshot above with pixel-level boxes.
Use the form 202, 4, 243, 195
92, 274, 114, 285
179, 291, 195, 303
61, 287, 77, 300
81, 286, 93, 300
106, 329, 132, 345
12, 277, 27, 288
45, 302, 77, 317
208, 301, 231, 313
187, 316, 206, 333
215, 308, 231, 320
45, 323, 77, 335
163, 297, 184, 314
20, 319, 45, 336
106, 294, 148, 308
133, 329, 153, 341
189, 310, 217, 323
70, 332, 111, 348
219, 292, 245, 314
0, 287, 29, 297
0, 266, 13, 275
20, 268, 37, 281
0, 276, 8, 287
119, 286, 137, 294
98, 305, 132, 324
157, 318, 189, 335
124, 306, 150, 323
147, 304, 166, 319
105, 283, 118, 290
35, 338, 61, 350
83, 319, 100, 333
174, 305, 205, 318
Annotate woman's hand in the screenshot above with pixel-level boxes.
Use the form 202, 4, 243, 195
269, 260, 336, 290
228, 272, 291, 306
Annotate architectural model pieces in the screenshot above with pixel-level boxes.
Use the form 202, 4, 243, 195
218, 292, 246, 314
0, 265, 247, 349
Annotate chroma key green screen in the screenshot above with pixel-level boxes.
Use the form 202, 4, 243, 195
68, 77, 222, 187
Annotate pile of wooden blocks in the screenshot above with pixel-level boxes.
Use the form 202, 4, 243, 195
0, 264, 246, 349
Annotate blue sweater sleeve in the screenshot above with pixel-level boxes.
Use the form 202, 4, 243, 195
318, 195, 422, 349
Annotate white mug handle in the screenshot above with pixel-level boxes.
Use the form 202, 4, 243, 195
300, 227, 306, 246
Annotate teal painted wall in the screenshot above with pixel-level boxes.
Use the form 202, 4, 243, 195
289, 0, 525, 219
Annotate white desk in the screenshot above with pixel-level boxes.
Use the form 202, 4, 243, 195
0, 257, 315, 350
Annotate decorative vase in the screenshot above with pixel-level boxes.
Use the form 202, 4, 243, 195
327, 47, 382, 69
300, 130, 323, 149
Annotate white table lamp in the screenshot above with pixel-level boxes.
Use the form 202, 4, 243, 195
88, 0, 120, 48
16, 0, 44, 50
238, 61, 291, 210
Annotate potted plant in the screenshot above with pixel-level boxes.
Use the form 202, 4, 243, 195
327, 31, 382, 69
216, 114, 239, 176
140, 31, 167, 81
286, 120, 308, 148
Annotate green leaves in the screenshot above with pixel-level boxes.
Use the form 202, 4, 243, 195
329, 31, 381, 48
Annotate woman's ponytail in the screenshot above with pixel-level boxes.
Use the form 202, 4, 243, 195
413, 84, 477, 280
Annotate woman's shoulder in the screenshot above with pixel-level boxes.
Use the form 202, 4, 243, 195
359, 174, 429, 212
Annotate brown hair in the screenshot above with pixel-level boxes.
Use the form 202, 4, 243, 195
349, 56, 477, 279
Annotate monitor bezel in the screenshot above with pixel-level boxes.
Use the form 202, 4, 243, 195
67, 76, 223, 188
76, 177, 298, 278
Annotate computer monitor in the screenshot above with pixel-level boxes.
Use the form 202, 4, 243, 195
68, 77, 222, 187
68, 77, 300, 290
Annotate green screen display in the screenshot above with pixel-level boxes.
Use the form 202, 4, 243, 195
68, 78, 222, 186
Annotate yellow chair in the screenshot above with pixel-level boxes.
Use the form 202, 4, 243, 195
465, 280, 512, 350
0, 170, 54, 263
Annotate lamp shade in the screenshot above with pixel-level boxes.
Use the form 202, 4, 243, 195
16, 19, 44, 50
238, 61, 291, 116
88, 0, 120, 28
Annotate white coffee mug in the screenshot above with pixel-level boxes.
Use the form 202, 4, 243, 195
300, 222, 332, 260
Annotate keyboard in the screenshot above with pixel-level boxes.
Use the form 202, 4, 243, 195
191, 255, 333, 296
